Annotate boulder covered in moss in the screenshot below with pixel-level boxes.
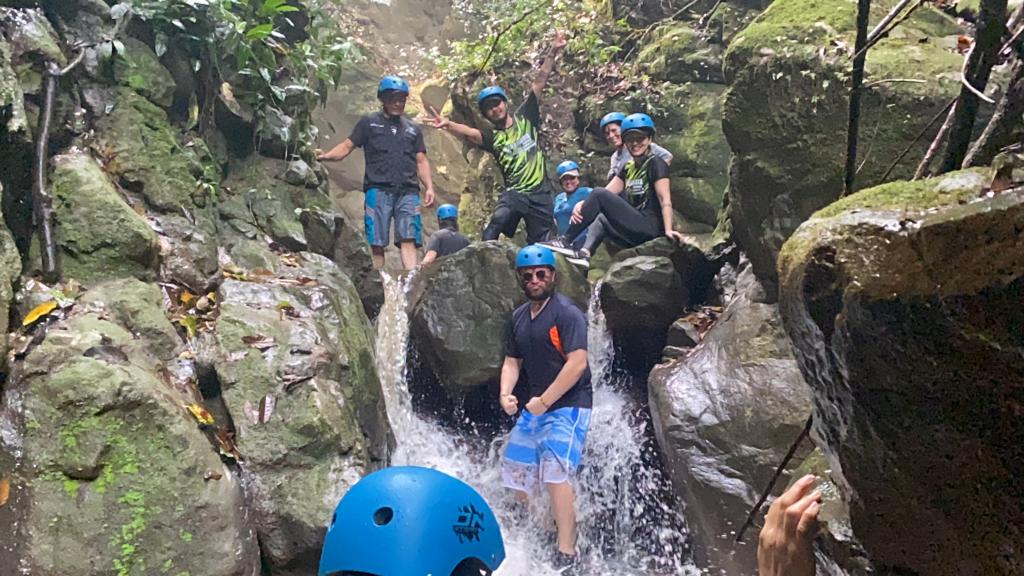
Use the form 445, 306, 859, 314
113, 38, 176, 109
0, 279, 261, 576
637, 22, 725, 84
50, 150, 159, 284
778, 169, 1024, 574
0, 182, 20, 362
723, 0, 965, 294
210, 251, 386, 574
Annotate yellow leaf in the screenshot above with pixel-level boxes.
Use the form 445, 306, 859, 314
186, 403, 215, 426
178, 315, 199, 338
22, 301, 58, 327
206, 292, 217, 302
180, 291, 196, 305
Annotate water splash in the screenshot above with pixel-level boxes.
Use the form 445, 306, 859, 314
374, 273, 696, 575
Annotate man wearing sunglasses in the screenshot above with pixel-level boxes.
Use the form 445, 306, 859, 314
499, 245, 592, 573
318, 75, 435, 271
430, 32, 567, 244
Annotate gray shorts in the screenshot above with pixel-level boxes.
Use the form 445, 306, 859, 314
364, 188, 422, 247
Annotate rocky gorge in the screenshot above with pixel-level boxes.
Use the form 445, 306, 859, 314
0, 0, 1021, 575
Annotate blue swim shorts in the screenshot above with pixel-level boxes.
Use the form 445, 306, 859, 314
364, 188, 423, 248
501, 406, 592, 494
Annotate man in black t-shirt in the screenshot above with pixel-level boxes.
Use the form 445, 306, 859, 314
430, 32, 567, 243
317, 76, 436, 270
540, 113, 685, 265
421, 203, 470, 265
499, 245, 591, 573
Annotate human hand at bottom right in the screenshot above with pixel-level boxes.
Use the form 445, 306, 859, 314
757, 474, 821, 576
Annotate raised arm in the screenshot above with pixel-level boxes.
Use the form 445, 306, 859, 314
430, 107, 484, 146
531, 30, 567, 97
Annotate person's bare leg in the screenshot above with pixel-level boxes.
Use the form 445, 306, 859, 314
399, 240, 418, 270
371, 246, 385, 269
547, 481, 576, 554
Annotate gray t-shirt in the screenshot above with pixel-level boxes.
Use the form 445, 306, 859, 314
424, 228, 470, 258
608, 142, 673, 182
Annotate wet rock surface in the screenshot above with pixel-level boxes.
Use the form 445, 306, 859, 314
778, 170, 1024, 575
648, 262, 812, 575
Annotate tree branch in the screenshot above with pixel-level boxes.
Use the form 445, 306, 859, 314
843, 0, 873, 197
849, 0, 924, 62
475, 4, 544, 76
914, 100, 957, 179
964, 55, 1024, 166
881, 96, 956, 181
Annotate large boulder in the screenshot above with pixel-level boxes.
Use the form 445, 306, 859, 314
0, 279, 261, 576
636, 22, 725, 85
210, 251, 386, 574
777, 169, 1024, 574
50, 151, 159, 283
408, 241, 590, 397
648, 261, 812, 575
723, 0, 965, 295
113, 38, 175, 109
300, 207, 383, 317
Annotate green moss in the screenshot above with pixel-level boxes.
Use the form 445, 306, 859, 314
813, 168, 988, 219
179, 530, 193, 543
112, 489, 149, 576
62, 478, 80, 498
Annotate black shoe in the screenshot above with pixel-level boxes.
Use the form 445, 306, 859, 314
539, 237, 577, 257
553, 551, 579, 575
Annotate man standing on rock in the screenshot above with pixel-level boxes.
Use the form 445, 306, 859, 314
500, 245, 592, 573
430, 32, 567, 243
317, 75, 435, 270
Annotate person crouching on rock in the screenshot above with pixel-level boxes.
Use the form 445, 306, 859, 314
499, 245, 592, 574
317, 75, 435, 271
421, 203, 470, 265
552, 160, 592, 267
541, 113, 685, 263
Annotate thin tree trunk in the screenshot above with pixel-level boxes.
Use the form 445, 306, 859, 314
915, 102, 958, 179
964, 55, 1024, 166
939, 0, 1008, 172
844, 0, 873, 196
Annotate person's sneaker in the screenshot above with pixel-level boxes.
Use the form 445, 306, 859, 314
553, 551, 579, 575
539, 237, 577, 257
565, 255, 590, 268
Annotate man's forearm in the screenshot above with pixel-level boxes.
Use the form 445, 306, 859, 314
445, 121, 483, 146
416, 156, 434, 190
532, 51, 560, 95
499, 358, 521, 397
540, 352, 587, 406
320, 139, 354, 161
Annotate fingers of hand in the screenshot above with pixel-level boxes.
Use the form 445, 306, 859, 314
796, 501, 821, 539
783, 489, 821, 537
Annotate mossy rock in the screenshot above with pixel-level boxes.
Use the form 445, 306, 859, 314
0, 304, 260, 575
0, 181, 20, 363
94, 88, 204, 212
0, 35, 27, 133
778, 169, 1024, 574
636, 22, 725, 84
113, 37, 175, 109
722, 0, 965, 294
50, 151, 159, 284
79, 278, 181, 361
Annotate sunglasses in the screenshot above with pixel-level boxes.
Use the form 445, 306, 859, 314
623, 133, 650, 144
518, 269, 552, 283
561, 175, 580, 181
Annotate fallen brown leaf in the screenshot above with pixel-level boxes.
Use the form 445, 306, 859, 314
242, 334, 276, 351
0, 477, 9, 507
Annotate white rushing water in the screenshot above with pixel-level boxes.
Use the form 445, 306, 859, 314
374, 273, 697, 575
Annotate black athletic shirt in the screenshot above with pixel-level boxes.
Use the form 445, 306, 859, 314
349, 111, 426, 193
505, 293, 592, 410
424, 228, 470, 258
616, 153, 670, 230
480, 92, 548, 195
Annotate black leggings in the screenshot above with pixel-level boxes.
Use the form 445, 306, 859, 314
566, 188, 659, 249
483, 189, 553, 244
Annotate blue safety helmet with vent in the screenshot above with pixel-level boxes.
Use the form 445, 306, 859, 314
556, 160, 580, 180
477, 86, 509, 110
437, 203, 458, 220
620, 113, 656, 136
377, 76, 410, 97
319, 466, 505, 576
515, 245, 556, 269
599, 111, 627, 129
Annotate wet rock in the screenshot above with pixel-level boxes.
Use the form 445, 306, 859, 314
93, 88, 205, 211
299, 208, 383, 317
79, 279, 181, 361
649, 263, 812, 575
661, 345, 688, 359
777, 169, 1024, 575
154, 212, 221, 293
408, 241, 590, 396
0, 286, 260, 576
0, 35, 27, 134
50, 150, 159, 284
666, 317, 700, 348
283, 158, 318, 188
723, 0, 965, 294
256, 105, 297, 159
0, 182, 19, 362
0, 8, 65, 68
113, 37, 175, 109
210, 252, 386, 574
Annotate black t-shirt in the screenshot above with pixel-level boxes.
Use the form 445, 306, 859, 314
349, 111, 426, 193
480, 92, 547, 195
505, 293, 592, 410
615, 153, 670, 230
424, 228, 470, 258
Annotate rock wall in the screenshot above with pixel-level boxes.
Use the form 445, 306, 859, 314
778, 169, 1024, 574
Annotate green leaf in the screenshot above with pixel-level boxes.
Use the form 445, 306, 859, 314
246, 23, 274, 40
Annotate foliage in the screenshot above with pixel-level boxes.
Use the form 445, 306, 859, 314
116, 0, 360, 151
438, 0, 626, 80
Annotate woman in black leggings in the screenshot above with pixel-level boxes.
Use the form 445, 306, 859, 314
541, 113, 684, 264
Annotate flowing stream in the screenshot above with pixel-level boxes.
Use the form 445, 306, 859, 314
374, 273, 698, 575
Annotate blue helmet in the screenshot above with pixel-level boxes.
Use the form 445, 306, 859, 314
378, 75, 410, 97
599, 111, 627, 129
477, 86, 509, 109
556, 160, 580, 179
620, 113, 656, 136
319, 466, 505, 576
516, 245, 556, 269
437, 203, 458, 220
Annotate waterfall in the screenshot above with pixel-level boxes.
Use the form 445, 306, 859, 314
374, 273, 697, 575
